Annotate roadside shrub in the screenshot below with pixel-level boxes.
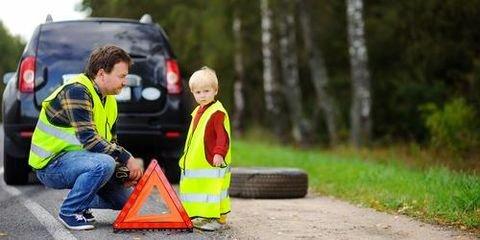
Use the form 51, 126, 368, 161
420, 98, 479, 156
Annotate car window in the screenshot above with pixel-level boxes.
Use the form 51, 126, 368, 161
34, 21, 169, 104
38, 21, 166, 61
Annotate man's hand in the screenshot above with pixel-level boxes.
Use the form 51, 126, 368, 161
213, 154, 225, 167
126, 157, 143, 181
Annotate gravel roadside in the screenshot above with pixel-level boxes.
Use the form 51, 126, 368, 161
225, 194, 477, 240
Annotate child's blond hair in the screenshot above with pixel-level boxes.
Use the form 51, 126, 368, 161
189, 66, 219, 91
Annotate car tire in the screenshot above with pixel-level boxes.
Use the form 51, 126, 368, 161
229, 167, 308, 199
163, 158, 181, 184
3, 151, 29, 185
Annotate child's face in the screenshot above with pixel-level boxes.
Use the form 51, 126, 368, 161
191, 85, 217, 106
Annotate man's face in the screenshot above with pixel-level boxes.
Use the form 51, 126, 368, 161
98, 61, 129, 95
191, 85, 217, 106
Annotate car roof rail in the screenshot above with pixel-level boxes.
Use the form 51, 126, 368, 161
139, 14, 153, 24
45, 14, 53, 23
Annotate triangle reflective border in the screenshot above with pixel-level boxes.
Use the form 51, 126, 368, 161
113, 159, 193, 231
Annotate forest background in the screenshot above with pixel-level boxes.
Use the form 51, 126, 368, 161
1, 0, 480, 172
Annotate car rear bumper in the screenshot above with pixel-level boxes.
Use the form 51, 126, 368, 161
3, 124, 34, 159
116, 125, 187, 159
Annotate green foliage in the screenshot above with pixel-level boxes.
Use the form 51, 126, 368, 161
79, 0, 480, 150
0, 21, 25, 121
0, 21, 24, 78
364, 0, 480, 141
420, 98, 479, 155
233, 139, 480, 229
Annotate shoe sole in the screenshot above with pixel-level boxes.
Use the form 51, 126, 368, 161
194, 225, 216, 232
194, 223, 224, 231
58, 216, 95, 230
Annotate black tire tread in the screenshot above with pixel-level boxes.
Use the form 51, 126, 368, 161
229, 167, 308, 199
3, 153, 29, 185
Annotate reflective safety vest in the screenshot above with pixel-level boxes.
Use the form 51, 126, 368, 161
179, 101, 232, 218
28, 74, 117, 169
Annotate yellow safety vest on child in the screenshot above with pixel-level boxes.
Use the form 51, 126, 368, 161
179, 101, 232, 218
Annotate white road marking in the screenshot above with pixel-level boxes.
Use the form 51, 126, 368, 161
0, 167, 77, 240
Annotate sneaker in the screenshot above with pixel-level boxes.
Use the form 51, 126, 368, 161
58, 213, 95, 230
82, 209, 95, 222
191, 218, 207, 229
194, 219, 223, 231
218, 214, 227, 225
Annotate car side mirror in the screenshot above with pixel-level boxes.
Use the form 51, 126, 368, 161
3, 72, 15, 84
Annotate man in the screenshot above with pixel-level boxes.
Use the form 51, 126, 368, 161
28, 45, 143, 230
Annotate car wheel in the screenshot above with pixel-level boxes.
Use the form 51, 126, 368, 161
163, 158, 181, 184
229, 167, 308, 199
3, 151, 29, 185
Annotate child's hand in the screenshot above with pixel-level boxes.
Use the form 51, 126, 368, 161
213, 154, 225, 167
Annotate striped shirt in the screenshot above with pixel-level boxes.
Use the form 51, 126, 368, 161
45, 82, 132, 164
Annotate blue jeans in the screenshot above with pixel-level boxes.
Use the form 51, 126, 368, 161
36, 150, 132, 216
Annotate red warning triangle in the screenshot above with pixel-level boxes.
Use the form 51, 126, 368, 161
113, 159, 193, 231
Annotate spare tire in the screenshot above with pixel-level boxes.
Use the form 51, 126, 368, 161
229, 167, 308, 199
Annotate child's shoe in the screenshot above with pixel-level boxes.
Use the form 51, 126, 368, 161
196, 219, 223, 231
191, 218, 208, 230
218, 214, 227, 224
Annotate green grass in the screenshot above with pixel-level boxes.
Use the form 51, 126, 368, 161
232, 139, 480, 230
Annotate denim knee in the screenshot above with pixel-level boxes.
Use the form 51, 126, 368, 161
94, 154, 116, 179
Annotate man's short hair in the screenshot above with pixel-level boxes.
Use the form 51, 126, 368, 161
189, 66, 219, 91
84, 45, 132, 80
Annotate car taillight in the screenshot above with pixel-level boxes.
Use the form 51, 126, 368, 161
165, 131, 181, 138
20, 131, 33, 138
166, 59, 182, 94
19, 56, 36, 93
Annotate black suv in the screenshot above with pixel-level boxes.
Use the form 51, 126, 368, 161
2, 15, 190, 185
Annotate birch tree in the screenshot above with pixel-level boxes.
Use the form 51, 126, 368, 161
278, 0, 310, 145
261, 0, 285, 138
346, 0, 372, 147
297, 0, 339, 146
232, 7, 245, 136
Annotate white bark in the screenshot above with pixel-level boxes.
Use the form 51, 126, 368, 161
232, 10, 245, 135
261, 0, 284, 137
278, 0, 310, 145
261, 0, 277, 114
346, 0, 372, 147
298, 0, 339, 146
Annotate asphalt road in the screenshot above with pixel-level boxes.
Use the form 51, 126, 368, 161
0, 126, 235, 240
1, 125, 476, 240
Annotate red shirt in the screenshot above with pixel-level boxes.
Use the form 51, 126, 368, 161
191, 101, 229, 166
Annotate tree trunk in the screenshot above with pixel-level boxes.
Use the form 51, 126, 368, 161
346, 0, 372, 147
232, 8, 246, 136
261, 0, 285, 139
297, 0, 339, 146
278, 0, 310, 146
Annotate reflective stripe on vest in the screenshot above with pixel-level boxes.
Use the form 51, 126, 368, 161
180, 190, 229, 204
36, 120, 80, 145
181, 166, 231, 179
30, 143, 52, 159
28, 74, 117, 169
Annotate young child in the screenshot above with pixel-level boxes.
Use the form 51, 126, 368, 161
179, 66, 232, 231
